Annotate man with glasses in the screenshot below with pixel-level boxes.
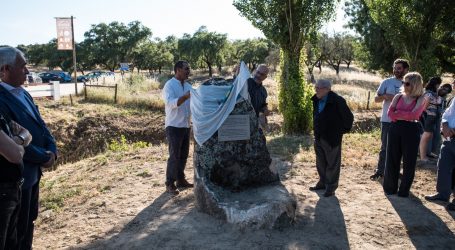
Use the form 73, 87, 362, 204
247, 64, 270, 129
310, 79, 353, 197
370, 59, 410, 180
162, 60, 193, 195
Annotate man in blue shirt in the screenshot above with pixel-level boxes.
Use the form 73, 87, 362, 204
310, 79, 353, 197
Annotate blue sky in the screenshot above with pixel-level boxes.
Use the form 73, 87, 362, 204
1, 0, 349, 46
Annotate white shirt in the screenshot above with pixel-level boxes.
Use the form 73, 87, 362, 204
0, 82, 36, 120
442, 98, 455, 129
376, 77, 402, 122
162, 77, 192, 128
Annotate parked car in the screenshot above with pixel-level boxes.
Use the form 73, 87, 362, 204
38, 72, 63, 83
38, 72, 73, 83
77, 75, 89, 82
26, 72, 42, 84
57, 72, 72, 83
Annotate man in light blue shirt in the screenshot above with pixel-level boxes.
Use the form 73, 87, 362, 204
162, 60, 193, 195
370, 59, 409, 180
425, 95, 455, 210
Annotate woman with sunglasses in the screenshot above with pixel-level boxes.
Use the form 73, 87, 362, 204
383, 72, 428, 197
419, 77, 442, 163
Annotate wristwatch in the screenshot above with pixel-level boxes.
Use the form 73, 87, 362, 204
16, 134, 25, 145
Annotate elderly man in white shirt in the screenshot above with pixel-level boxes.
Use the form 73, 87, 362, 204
162, 60, 193, 195
425, 98, 455, 210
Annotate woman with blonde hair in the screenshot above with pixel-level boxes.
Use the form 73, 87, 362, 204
383, 72, 428, 197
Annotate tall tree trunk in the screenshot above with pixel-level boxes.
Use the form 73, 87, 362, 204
207, 62, 212, 77
279, 49, 313, 134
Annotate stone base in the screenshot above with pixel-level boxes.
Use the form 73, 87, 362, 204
194, 172, 296, 229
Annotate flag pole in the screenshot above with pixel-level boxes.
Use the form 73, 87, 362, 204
71, 16, 77, 94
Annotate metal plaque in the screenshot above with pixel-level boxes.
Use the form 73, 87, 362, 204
218, 115, 250, 142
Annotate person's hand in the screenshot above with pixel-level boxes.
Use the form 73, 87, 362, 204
42, 151, 56, 168
383, 94, 395, 101
9, 121, 32, 146
184, 91, 191, 99
442, 123, 453, 138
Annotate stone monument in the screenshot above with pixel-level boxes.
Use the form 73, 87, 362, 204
193, 78, 296, 229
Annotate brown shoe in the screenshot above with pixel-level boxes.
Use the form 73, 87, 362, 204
176, 179, 194, 189
166, 183, 180, 195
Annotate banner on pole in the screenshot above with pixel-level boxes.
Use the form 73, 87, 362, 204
56, 18, 73, 50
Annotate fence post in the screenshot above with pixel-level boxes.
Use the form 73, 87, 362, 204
50, 81, 61, 101
84, 83, 87, 100
69, 94, 73, 106
367, 91, 371, 110
114, 84, 118, 103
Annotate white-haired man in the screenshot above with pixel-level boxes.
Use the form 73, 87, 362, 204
310, 79, 353, 197
0, 46, 57, 249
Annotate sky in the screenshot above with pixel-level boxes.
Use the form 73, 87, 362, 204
1, 0, 350, 46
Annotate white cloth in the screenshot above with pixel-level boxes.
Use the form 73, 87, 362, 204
191, 62, 250, 146
0, 82, 36, 119
162, 77, 192, 128
376, 77, 402, 122
442, 98, 455, 129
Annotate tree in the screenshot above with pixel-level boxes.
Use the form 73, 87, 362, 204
234, 0, 338, 134
324, 34, 342, 75
265, 46, 280, 71
177, 33, 200, 68
83, 21, 151, 71
236, 38, 270, 70
348, 0, 455, 78
345, 0, 398, 73
303, 33, 324, 82
192, 26, 228, 77
341, 35, 355, 69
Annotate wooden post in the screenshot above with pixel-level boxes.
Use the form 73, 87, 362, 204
69, 94, 73, 106
114, 84, 118, 103
84, 83, 87, 100
367, 91, 371, 110
71, 16, 78, 94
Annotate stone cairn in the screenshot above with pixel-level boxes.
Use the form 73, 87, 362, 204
193, 78, 296, 229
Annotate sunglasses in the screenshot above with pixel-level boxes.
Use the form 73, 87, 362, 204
402, 81, 411, 87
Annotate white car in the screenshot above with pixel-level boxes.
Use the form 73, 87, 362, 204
26, 72, 43, 84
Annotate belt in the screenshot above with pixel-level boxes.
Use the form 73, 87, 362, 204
0, 178, 23, 189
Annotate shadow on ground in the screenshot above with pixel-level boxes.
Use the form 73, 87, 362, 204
78, 190, 350, 250
387, 193, 455, 249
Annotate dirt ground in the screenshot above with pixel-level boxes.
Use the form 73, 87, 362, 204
33, 141, 455, 250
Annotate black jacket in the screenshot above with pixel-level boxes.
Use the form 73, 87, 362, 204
0, 85, 57, 189
312, 91, 354, 147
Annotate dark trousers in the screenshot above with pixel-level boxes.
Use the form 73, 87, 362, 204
0, 185, 21, 250
17, 182, 39, 250
376, 122, 391, 175
314, 138, 342, 192
429, 115, 442, 155
166, 126, 190, 186
435, 139, 455, 200
383, 121, 420, 196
